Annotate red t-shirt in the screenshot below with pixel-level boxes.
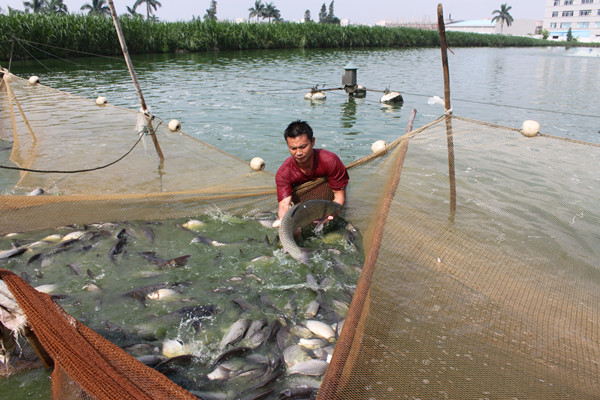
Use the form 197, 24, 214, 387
275, 149, 349, 202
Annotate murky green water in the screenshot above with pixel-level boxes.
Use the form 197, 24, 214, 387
1, 211, 363, 398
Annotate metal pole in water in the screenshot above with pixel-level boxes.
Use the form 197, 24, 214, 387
437, 3, 457, 220
106, 0, 165, 163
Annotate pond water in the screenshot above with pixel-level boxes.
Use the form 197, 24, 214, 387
5, 46, 600, 174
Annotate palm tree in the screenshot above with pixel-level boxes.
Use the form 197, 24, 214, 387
248, 0, 264, 22
133, 0, 162, 20
204, 0, 217, 21
46, 0, 68, 14
23, 0, 46, 13
80, 0, 110, 16
263, 2, 280, 23
126, 5, 141, 17
491, 3, 514, 34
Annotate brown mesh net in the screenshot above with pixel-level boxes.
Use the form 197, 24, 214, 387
1, 73, 600, 400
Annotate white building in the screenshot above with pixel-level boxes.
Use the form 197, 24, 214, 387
445, 19, 541, 36
543, 0, 600, 42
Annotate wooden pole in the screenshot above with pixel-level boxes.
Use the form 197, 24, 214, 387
437, 3, 457, 220
106, 0, 164, 163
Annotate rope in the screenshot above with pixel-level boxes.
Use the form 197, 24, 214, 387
11, 37, 125, 61
0, 118, 161, 174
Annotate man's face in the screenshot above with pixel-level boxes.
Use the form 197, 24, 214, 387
286, 134, 315, 165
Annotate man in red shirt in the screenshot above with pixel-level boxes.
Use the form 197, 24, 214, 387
273, 120, 349, 228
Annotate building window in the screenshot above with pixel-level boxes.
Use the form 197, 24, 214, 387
580, 9, 592, 15
595, 21, 600, 27
551, 22, 558, 28
552, 11, 559, 16
562, 11, 574, 16
577, 22, 589, 27
554, 0, 560, 4
560, 22, 572, 28
581, 0, 593, 3
563, 0, 573, 4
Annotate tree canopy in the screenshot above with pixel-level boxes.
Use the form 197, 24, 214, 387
204, 0, 217, 21
491, 3, 514, 34
80, 0, 111, 16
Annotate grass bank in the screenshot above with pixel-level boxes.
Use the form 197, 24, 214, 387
1, 13, 552, 61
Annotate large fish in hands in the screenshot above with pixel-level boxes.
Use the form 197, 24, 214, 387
279, 199, 342, 264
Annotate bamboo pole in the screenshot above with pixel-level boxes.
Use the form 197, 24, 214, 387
437, 3, 457, 220
106, 0, 164, 163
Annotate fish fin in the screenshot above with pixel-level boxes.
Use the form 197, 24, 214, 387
300, 250, 314, 265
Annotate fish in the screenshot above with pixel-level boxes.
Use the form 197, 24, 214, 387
140, 226, 155, 243
232, 298, 257, 312
304, 320, 335, 340
304, 300, 320, 319
244, 318, 268, 340
212, 346, 251, 367
123, 282, 189, 303
180, 219, 205, 231
138, 251, 191, 268
67, 263, 82, 276
305, 273, 319, 293
146, 288, 178, 300
278, 387, 318, 399
252, 212, 278, 229
26, 188, 44, 196
287, 359, 329, 376
191, 235, 252, 247
238, 388, 274, 400
108, 237, 127, 262
283, 344, 312, 368
279, 200, 342, 264
0, 246, 27, 260
220, 318, 251, 348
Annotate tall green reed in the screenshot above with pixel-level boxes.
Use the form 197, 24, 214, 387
0, 13, 555, 62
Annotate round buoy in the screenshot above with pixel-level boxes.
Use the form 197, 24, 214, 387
380, 91, 403, 104
28, 76, 40, 85
311, 91, 326, 100
371, 140, 387, 153
168, 119, 181, 132
96, 96, 107, 105
250, 157, 265, 171
521, 120, 540, 137
354, 85, 367, 98
162, 339, 185, 358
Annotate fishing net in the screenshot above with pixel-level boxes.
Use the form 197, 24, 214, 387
1, 72, 600, 399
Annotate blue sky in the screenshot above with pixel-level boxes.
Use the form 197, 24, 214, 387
2, 1, 547, 24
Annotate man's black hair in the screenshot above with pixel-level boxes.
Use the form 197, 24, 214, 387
284, 120, 313, 140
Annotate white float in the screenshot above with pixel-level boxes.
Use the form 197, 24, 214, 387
28, 76, 40, 85
371, 140, 387, 153
162, 339, 185, 358
305, 91, 326, 100
95, 96, 107, 105
380, 91, 403, 103
250, 157, 265, 171
168, 119, 181, 132
521, 120, 540, 137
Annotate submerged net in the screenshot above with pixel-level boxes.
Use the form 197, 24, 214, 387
1, 72, 600, 399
